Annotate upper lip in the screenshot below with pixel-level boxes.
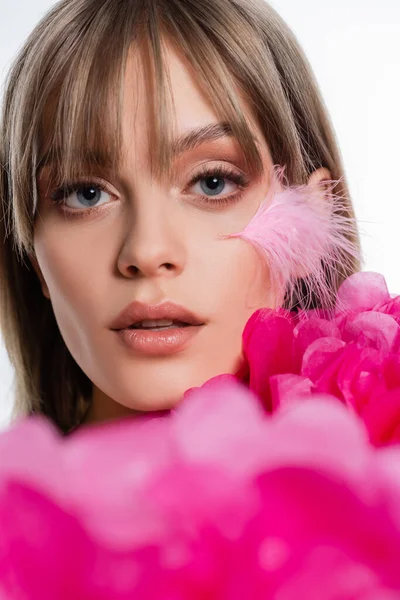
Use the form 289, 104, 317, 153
110, 300, 205, 330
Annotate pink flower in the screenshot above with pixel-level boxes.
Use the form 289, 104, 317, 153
1, 378, 400, 598
240, 271, 400, 446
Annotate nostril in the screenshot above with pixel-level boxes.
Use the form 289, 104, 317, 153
125, 263, 176, 276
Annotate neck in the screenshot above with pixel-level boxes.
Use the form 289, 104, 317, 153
79, 387, 140, 427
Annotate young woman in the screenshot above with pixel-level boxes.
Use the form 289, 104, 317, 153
0, 0, 361, 434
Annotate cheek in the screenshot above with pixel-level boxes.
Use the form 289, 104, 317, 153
230, 241, 272, 308
36, 237, 85, 297
195, 191, 281, 313
33, 227, 107, 336
197, 234, 273, 321
190, 192, 274, 309
185, 237, 273, 378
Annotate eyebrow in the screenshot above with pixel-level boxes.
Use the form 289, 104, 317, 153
37, 121, 260, 173
170, 121, 260, 156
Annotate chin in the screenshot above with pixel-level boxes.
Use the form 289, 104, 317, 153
92, 357, 238, 419
109, 378, 194, 414
117, 391, 186, 414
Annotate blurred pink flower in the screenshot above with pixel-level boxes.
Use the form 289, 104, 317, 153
240, 271, 400, 446
1, 378, 400, 598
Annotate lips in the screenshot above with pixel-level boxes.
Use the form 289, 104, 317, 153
110, 301, 205, 331
127, 319, 187, 329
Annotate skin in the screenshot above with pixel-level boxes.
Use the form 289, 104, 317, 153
32, 39, 331, 426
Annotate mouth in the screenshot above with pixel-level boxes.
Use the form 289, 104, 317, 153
110, 300, 206, 332
113, 319, 204, 356
124, 319, 195, 331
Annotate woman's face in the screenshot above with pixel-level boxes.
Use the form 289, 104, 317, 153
33, 40, 277, 424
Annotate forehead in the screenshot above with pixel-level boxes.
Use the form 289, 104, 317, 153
120, 40, 264, 157
37, 35, 265, 186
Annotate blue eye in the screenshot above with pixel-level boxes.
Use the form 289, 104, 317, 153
75, 186, 102, 206
188, 166, 250, 205
50, 181, 112, 209
199, 175, 226, 196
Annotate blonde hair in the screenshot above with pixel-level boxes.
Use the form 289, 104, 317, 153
0, 0, 361, 433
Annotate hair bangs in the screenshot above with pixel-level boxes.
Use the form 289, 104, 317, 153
154, 4, 264, 179
35, 0, 264, 206
35, 7, 144, 198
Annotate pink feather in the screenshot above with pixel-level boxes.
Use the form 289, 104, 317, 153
222, 165, 361, 314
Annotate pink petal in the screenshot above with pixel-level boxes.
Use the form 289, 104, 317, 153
269, 373, 314, 411
361, 388, 400, 446
294, 317, 341, 359
260, 398, 372, 490
301, 337, 347, 399
374, 295, 400, 320
0, 483, 93, 600
336, 272, 390, 313
336, 346, 385, 411
173, 377, 267, 477
64, 414, 175, 550
242, 309, 297, 411
341, 311, 400, 353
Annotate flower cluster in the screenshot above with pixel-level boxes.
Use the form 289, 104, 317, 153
1, 376, 400, 598
239, 271, 400, 446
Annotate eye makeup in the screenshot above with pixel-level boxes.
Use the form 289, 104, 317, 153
47, 163, 251, 217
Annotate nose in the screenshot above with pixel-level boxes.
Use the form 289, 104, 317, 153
117, 195, 186, 279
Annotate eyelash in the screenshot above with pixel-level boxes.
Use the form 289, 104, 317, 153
49, 165, 250, 216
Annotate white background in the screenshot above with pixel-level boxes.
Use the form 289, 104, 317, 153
0, 0, 399, 428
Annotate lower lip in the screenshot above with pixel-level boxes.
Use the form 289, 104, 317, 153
114, 325, 203, 356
